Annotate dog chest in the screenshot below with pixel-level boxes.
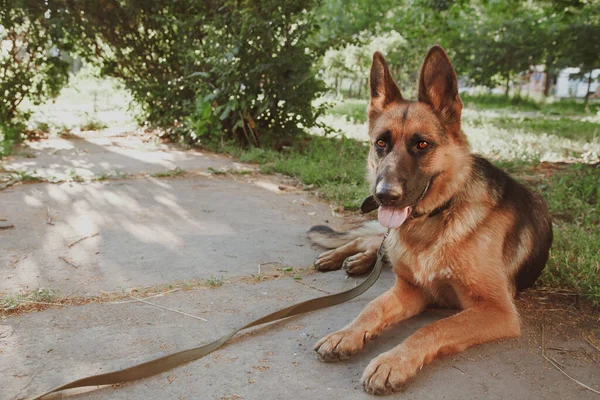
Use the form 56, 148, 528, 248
387, 231, 455, 287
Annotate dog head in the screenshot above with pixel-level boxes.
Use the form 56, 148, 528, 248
366, 46, 472, 228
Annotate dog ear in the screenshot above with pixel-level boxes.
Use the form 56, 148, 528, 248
418, 45, 462, 132
369, 51, 403, 118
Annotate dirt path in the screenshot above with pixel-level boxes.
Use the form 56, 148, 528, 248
1, 133, 599, 400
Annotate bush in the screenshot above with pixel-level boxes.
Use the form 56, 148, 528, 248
186, 1, 327, 147
0, 1, 79, 132
63, 1, 326, 147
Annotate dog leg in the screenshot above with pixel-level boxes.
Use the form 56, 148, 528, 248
342, 249, 378, 275
314, 278, 428, 361
314, 235, 381, 272
361, 302, 521, 395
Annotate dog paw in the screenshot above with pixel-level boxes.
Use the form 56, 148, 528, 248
342, 252, 376, 275
360, 350, 419, 395
314, 249, 344, 272
313, 329, 369, 362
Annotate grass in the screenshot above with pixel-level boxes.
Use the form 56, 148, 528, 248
218, 135, 369, 210
324, 95, 600, 127
68, 169, 85, 183
461, 93, 598, 116
1, 288, 59, 311
527, 165, 599, 304
205, 276, 224, 288
92, 172, 111, 181
327, 99, 368, 123
466, 115, 600, 142
1, 170, 44, 183
152, 167, 186, 178
80, 118, 108, 131
321, 98, 600, 165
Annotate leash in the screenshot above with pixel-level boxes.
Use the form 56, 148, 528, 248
27, 230, 389, 400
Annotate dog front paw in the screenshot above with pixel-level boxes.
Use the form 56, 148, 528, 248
314, 249, 344, 271
360, 349, 420, 395
313, 328, 370, 362
342, 251, 376, 275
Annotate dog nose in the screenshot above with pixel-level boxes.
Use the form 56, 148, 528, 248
375, 182, 402, 205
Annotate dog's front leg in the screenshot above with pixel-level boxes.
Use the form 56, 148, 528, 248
361, 302, 521, 395
314, 278, 428, 361
314, 235, 382, 273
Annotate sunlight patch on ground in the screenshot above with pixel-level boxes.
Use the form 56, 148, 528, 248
465, 121, 600, 163
20, 65, 139, 134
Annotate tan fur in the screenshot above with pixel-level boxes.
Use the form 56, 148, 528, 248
312, 46, 550, 395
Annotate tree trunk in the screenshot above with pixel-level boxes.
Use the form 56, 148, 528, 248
357, 78, 363, 98
543, 71, 553, 97
505, 71, 511, 97
584, 70, 593, 113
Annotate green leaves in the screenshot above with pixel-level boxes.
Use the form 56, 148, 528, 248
183, 0, 325, 146
0, 0, 72, 126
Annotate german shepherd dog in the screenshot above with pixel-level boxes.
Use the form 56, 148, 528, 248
308, 46, 553, 395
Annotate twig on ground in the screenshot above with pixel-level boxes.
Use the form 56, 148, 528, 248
0, 224, 15, 230
129, 295, 208, 322
451, 365, 465, 374
581, 345, 599, 364
110, 288, 181, 304
67, 232, 99, 248
547, 347, 577, 352
551, 357, 566, 369
15, 366, 42, 399
0, 218, 7, 221
541, 325, 600, 395
59, 255, 80, 268
294, 280, 332, 294
586, 337, 600, 354
46, 206, 55, 225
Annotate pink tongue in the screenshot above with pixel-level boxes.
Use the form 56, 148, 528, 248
378, 206, 411, 229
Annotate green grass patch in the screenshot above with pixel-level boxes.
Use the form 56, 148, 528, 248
326, 99, 368, 123
527, 165, 599, 304
68, 169, 85, 183
214, 135, 369, 210
205, 276, 224, 288
80, 118, 108, 131
1, 288, 59, 311
466, 115, 600, 142
3, 170, 44, 183
461, 93, 541, 112
461, 93, 597, 116
152, 167, 186, 178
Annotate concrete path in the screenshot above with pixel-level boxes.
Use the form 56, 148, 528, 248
2, 131, 236, 181
1, 133, 599, 400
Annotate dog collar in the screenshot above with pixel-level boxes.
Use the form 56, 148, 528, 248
412, 198, 453, 219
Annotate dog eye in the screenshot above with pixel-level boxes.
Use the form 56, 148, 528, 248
375, 139, 386, 148
416, 141, 429, 150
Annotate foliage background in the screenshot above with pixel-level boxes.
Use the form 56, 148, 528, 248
2, 0, 598, 151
